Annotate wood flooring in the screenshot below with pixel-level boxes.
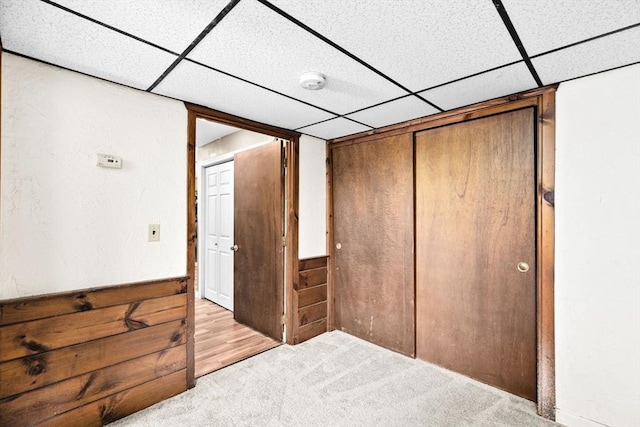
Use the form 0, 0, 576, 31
195, 297, 281, 378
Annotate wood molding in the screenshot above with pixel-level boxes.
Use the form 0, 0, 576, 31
186, 108, 197, 389
293, 256, 328, 344
285, 138, 300, 344
326, 144, 336, 332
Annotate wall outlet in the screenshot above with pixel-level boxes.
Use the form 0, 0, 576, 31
97, 153, 122, 169
148, 224, 160, 242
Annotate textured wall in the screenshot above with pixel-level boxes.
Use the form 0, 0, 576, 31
555, 63, 640, 427
299, 135, 327, 258
1, 53, 187, 299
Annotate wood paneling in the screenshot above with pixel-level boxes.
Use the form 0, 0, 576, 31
331, 133, 415, 357
292, 256, 328, 344
0, 278, 188, 425
415, 108, 536, 401
234, 140, 284, 341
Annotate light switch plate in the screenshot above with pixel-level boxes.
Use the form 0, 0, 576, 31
148, 224, 160, 242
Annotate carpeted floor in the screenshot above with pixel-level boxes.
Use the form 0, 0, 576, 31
111, 331, 560, 427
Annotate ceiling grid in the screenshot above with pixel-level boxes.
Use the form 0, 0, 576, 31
0, 0, 638, 140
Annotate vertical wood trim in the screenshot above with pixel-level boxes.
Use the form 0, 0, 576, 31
285, 137, 300, 344
537, 90, 556, 420
186, 109, 196, 389
326, 144, 336, 331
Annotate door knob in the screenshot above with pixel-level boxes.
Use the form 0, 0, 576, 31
517, 262, 529, 273
230, 244, 238, 252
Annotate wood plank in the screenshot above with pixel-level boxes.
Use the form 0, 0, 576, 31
298, 285, 327, 308
234, 141, 284, 341
299, 256, 327, 271
0, 319, 186, 399
187, 108, 197, 389
415, 108, 536, 401
326, 142, 335, 332
0, 277, 187, 326
0, 345, 185, 425
298, 267, 326, 290
296, 319, 327, 344
298, 302, 327, 326
537, 90, 557, 419
285, 138, 300, 345
332, 133, 415, 357
36, 370, 186, 427
0, 294, 186, 363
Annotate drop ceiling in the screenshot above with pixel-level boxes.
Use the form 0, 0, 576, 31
1, 0, 639, 140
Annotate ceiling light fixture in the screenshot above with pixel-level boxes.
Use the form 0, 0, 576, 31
300, 71, 326, 90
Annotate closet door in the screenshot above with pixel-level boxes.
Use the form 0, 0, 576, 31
415, 108, 536, 400
332, 134, 414, 357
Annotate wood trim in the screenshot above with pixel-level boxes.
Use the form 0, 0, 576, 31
285, 137, 300, 344
537, 90, 556, 420
186, 108, 197, 389
326, 144, 336, 331
293, 256, 328, 343
329, 85, 558, 146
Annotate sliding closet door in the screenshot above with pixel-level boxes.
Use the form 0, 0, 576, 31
415, 108, 536, 400
332, 134, 414, 357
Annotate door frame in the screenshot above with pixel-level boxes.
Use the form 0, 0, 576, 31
185, 103, 301, 389
327, 86, 557, 420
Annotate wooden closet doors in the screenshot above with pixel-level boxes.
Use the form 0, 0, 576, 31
415, 108, 536, 401
332, 134, 415, 357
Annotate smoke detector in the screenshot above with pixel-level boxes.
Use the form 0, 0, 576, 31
300, 71, 326, 90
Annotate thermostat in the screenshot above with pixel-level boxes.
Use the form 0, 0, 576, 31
97, 154, 122, 169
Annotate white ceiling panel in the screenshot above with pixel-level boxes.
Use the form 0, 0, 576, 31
268, 0, 522, 92
52, 0, 231, 54
297, 118, 371, 140
153, 60, 334, 131
532, 27, 640, 86
419, 62, 538, 111
187, 0, 407, 115
346, 96, 439, 129
0, 0, 177, 90
503, 0, 640, 56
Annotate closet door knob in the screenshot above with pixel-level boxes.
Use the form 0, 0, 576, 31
517, 262, 529, 273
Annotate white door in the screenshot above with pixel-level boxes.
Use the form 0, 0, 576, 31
203, 161, 234, 310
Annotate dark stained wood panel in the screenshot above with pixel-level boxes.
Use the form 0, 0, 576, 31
296, 319, 327, 344
37, 370, 186, 427
415, 108, 536, 401
298, 267, 327, 290
331, 133, 415, 357
234, 140, 284, 341
0, 346, 185, 425
298, 302, 327, 326
298, 284, 327, 308
0, 294, 186, 362
0, 319, 186, 399
299, 257, 327, 271
0, 277, 186, 326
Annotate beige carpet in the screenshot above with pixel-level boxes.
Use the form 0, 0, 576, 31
111, 331, 560, 427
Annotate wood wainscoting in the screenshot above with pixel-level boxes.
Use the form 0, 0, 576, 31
293, 256, 328, 343
0, 277, 188, 426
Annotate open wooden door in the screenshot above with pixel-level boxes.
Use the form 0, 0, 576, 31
233, 140, 284, 341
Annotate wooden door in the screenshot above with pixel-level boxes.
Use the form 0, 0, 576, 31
415, 108, 536, 401
332, 134, 415, 357
233, 140, 284, 341
203, 161, 234, 310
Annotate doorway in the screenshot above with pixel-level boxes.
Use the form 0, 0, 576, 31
186, 104, 301, 386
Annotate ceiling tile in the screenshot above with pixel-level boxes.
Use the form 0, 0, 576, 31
187, 0, 407, 115
502, 0, 640, 56
532, 27, 640, 86
297, 118, 371, 140
0, 0, 177, 90
346, 96, 439, 128
51, 0, 230, 54
153, 60, 335, 130
419, 62, 538, 111
268, 0, 522, 92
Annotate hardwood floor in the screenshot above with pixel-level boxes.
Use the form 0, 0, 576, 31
195, 297, 281, 378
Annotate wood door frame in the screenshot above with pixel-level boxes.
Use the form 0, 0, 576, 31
328, 86, 557, 420
185, 103, 300, 388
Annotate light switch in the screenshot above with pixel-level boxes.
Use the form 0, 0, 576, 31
148, 224, 160, 242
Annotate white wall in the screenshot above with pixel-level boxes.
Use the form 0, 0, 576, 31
298, 135, 327, 258
1, 53, 187, 300
196, 128, 269, 160
555, 63, 640, 427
